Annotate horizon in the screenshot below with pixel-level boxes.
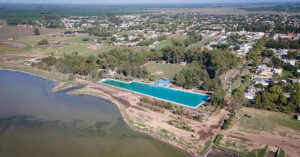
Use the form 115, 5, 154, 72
0, 0, 300, 4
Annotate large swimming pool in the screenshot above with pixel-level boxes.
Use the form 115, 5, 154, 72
102, 79, 210, 108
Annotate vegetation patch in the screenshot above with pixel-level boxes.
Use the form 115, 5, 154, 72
145, 62, 185, 80
167, 119, 195, 132
199, 140, 211, 155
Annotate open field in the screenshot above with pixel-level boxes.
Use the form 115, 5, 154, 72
0, 26, 64, 40
145, 62, 185, 80
154, 40, 172, 49
214, 134, 268, 157
222, 107, 300, 157
154, 35, 188, 50
237, 107, 300, 133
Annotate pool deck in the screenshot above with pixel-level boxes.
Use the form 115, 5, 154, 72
99, 79, 210, 109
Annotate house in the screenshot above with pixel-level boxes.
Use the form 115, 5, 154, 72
244, 86, 262, 100
283, 59, 296, 66
274, 68, 283, 76
108, 69, 116, 76
276, 49, 288, 58
252, 75, 270, 86
297, 115, 300, 121
262, 58, 271, 64
283, 93, 291, 98
256, 64, 273, 78
291, 79, 300, 84
87, 43, 101, 50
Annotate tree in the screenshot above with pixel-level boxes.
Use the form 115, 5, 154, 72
261, 49, 274, 57
33, 28, 40, 36
287, 51, 298, 59
211, 88, 226, 106
232, 86, 247, 106
271, 57, 282, 68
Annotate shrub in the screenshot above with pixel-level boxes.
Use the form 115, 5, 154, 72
38, 39, 48, 45
82, 38, 90, 41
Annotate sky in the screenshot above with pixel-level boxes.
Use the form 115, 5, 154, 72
0, 0, 299, 4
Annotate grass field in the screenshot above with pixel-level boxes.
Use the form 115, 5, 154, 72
153, 35, 188, 50
0, 26, 63, 40
189, 37, 213, 49
237, 107, 300, 133
12, 33, 108, 56
145, 62, 185, 80
154, 40, 172, 49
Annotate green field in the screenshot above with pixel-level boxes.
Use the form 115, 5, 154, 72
189, 37, 213, 48
145, 62, 185, 80
237, 107, 300, 134
0, 4, 152, 20
154, 40, 172, 49
153, 35, 188, 50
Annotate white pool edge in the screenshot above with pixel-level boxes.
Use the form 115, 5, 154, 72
99, 79, 210, 109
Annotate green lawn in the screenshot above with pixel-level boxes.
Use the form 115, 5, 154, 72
281, 69, 294, 79
62, 36, 99, 44
189, 37, 213, 48
28, 43, 89, 56
154, 40, 172, 49
173, 35, 188, 41
80, 47, 115, 57
145, 62, 185, 80
237, 107, 300, 133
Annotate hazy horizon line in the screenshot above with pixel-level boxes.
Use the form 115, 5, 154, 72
0, 2, 299, 5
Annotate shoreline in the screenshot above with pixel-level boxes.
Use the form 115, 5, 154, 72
0, 68, 197, 157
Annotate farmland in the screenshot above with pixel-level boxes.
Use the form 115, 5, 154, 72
0, 4, 152, 20
0, 26, 63, 40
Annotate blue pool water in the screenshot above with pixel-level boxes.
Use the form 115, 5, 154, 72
102, 79, 210, 108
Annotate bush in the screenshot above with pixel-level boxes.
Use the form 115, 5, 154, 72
257, 146, 268, 157
41, 56, 56, 66
214, 134, 223, 145
33, 28, 40, 36
82, 38, 90, 41
199, 140, 211, 155
38, 39, 48, 45
278, 149, 285, 157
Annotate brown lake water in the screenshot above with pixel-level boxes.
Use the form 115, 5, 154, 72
0, 70, 191, 157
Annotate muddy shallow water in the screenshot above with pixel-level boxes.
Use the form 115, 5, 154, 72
0, 70, 191, 157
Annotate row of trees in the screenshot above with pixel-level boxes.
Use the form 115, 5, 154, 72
266, 38, 300, 49
247, 36, 267, 72
7, 19, 34, 26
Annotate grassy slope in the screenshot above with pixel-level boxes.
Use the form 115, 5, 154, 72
145, 62, 185, 80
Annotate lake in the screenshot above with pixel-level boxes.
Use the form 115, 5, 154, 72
0, 70, 191, 157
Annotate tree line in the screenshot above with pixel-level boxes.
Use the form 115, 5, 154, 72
250, 82, 300, 113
